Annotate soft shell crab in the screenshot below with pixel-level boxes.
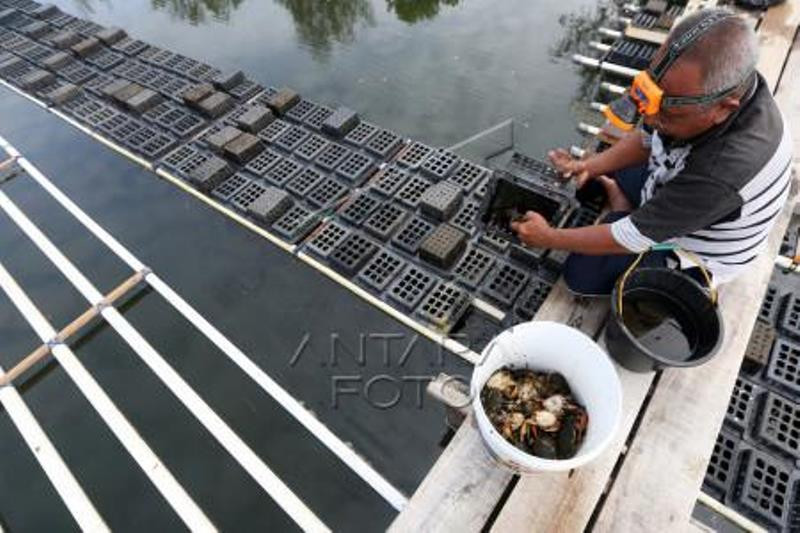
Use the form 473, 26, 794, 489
480, 368, 589, 460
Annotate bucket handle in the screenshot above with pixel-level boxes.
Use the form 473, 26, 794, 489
615, 243, 718, 317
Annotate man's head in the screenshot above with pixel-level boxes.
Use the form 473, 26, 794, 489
644, 8, 759, 140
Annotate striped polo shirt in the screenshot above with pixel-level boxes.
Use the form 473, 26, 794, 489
611, 73, 793, 283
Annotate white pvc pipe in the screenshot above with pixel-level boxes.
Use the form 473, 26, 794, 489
589, 41, 612, 53
590, 102, 609, 112
0, 362, 109, 532
572, 54, 639, 78
598, 27, 623, 39
600, 82, 628, 96
578, 123, 602, 136
570, 146, 587, 158
0, 262, 214, 532
0, 190, 329, 533
3, 140, 408, 510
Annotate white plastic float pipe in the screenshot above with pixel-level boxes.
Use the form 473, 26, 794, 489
600, 81, 628, 95
578, 123, 602, 136
589, 41, 612, 53
0, 135, 409, 511
572, 54, 640, 78
0, 190, 329, 533
598, 27, 623, 39
0, 358, 109, 531
0, 262, 214, 532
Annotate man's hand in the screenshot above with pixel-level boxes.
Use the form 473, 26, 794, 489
510, 211, 553, 249
548, 148, 592, 188
598, 175, 633, 212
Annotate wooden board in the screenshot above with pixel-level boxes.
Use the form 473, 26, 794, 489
388, 281, 609, 532
757, 0, 800, 92
591, 26, 800, 531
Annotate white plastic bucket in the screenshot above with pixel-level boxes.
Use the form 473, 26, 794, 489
471, 321, 622, 473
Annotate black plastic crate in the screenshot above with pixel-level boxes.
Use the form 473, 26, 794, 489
365, 128, 403, 160
514, 277, 553, 321
736, 448, 798, 530
229, 79, 262, 101
247, 186, 293, 225
474, 176, 490, 200
286, 167, 325, 197
258, 118, 292, 144
481, 261, 530, 308
84, 48, 124, 71
329, 232, 379, 276
305, 220, 351, 259
284, 98, 317, 123
370, 165, 410, 198
395, 174, 433, 210
746, 320, 777, 366
420, 148, 460, 180
294, 134, 330, 161
756, 391, 800, 459
271, 204, 318, 244
767, 337, 800, 395
338, 192, 382, 227
231, 181, 268, 212
760, 285, 783, 326
322, 106, 358, 138
453, 246, 496, 290
416, 281, 471, 334
781, 294, 800, 340
450, 199, 480, 235
336, 151, 374, 184
244, 148, 282, 178
479, 233, 511, 254
223, 133, 263, 164
357, 249, 406, 293
703, 430, 744, 499
315, 142, 352, 172
419, 180, 463, 221
57, 61, 96, 84
303, 105, 333, 131
263, 156, 303, 187
187, 156, 233, 192
388, 265, 437, 311
274, 124, 311, 153
307, 177, 348, 208
160, 144, 199, 171
363, 203, 408, 241
448, 160, 490, 192
566, 207, 600, 228
111, 37, 148, 57
725, 376, 762, 433
391, 215, 435, 255
344, 121, 378, 147
396, 141, 434, 169
419, 224, 467, 270
212, 173, 251, 202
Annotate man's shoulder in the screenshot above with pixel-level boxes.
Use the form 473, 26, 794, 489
686, 80, 788, 192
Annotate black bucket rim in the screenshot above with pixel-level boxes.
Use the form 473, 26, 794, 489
610, 267, 725, 368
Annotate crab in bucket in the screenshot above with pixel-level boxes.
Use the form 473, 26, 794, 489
480, 368, 589, 460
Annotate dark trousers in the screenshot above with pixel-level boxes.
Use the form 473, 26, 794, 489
563, 165, 658, 297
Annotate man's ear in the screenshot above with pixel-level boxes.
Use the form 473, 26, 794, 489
711, 96, 741, 124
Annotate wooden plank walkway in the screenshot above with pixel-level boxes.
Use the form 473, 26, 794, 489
391, 2, 800, 531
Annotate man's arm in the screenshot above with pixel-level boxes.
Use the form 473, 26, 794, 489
512, 215, 631, 255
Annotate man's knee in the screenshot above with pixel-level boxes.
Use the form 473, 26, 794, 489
563, 253, 616, 297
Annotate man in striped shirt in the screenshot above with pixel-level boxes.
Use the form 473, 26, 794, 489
511, 8, 793, 295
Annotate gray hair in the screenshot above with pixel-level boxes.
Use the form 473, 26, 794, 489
669, 8, 759, 95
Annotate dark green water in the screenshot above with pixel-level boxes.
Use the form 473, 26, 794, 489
0, 0, 604, 530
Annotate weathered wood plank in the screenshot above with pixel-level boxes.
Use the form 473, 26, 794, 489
388, 281, 609, 533
757, 0, 800, 92
591, 24, 800, 532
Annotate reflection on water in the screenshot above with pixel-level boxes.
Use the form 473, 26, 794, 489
274, 0, 375, 60
553, 0, 625, 111
386, 0, 459, 24
150, 0, 246, 24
